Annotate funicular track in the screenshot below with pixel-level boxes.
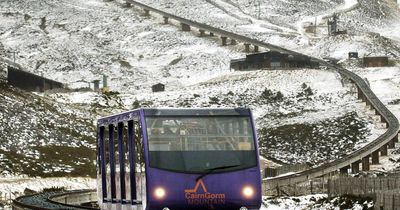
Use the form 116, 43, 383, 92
126, 0, 400, 192
12, 190, 98, 210
10, 1, 400, 208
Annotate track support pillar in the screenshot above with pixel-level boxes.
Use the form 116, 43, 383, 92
372, 150, 379, 164
380, 116, 387, 126
389, 138, 396, 149
221, 36, 227, 46
394, 134, 399, 143
357, 87, 363, 100
339, 166, 350, 174
244, 43, 250, 52
181, 23, 191, 31
381, 144, 388, 156
351, 161, 360, 174
144, 9, 150, 16
210, 32, 214, 36
199, 29, 205, 37
254, 45, 259, 52
366, 99, 371, 107
362, 156, 370, 171
231, 39, 237, 45
163, 16, 169, 24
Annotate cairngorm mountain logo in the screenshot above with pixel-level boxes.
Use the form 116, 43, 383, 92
184, 179, 225, 205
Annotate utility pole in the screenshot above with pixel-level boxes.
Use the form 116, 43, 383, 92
42, 72, 45, 92
314, 17, 317, 36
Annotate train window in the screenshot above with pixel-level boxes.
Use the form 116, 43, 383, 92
145, 116, 257, 173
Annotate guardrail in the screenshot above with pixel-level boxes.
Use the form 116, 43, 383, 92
12, 190, 98, 210
47, 190, 98, 210
124, 0, 400, 192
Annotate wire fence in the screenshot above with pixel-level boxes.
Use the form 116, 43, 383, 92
264, 175, 400, 210
328, 176, 400, 197
328, 176, 400, 210
0, 192, 14, 206
263, 176, 330, 196
263, 164, 311, 178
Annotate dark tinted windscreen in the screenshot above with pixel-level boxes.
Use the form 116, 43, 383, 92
146, 116, 257, 173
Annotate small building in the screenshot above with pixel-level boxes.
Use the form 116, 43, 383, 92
230, 51, 319, 71
363, 56, 389, 67
152, 83, 165, 92
7, 66, 64, 92
93, 80, 101, 91
348, 52, 359, 59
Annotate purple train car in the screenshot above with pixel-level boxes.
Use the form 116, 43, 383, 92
97, 108, 262, 210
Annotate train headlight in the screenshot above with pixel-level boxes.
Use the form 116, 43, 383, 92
242, 186, 254, 199
154, 187, 166, 200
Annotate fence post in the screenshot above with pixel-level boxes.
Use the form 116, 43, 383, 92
373, 178, 376, 194
364, 178, 367, 195
327, 179, 330, 198
310, 180, 313, 195
276, 183, 280, 196
393, 193, 395, 210
375, 193, 382, 210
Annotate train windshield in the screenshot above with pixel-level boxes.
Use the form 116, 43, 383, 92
145, 116, 257, 173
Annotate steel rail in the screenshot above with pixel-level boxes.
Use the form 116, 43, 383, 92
125, 0, 400, 188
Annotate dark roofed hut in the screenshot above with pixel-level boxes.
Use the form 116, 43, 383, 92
152, 83, 165, 92
230, 51, 319, 71
7, 66, 64, 92
363, 56, 389, 67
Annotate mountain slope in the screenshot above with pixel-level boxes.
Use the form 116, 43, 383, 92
0, 81, 96, 177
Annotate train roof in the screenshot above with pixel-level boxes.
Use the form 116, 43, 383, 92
97, 108, 252, 126
143, 108, 251, 116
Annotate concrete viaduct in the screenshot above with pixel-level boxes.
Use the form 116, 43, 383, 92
125, 0, 303, 54
125, 0, 399, 194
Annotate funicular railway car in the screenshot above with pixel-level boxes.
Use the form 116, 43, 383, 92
97, 108, 262, 210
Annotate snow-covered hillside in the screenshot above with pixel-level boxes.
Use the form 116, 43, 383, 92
1, 1, 400, 210
136, 0, 400, 60
0, 0, 397, 177
0, 81, 96, 177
